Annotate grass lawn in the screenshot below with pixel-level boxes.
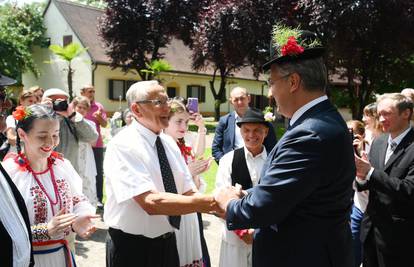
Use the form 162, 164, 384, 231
203, 147, 217, 194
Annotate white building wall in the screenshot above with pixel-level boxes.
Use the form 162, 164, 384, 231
94, 65, 267, 114
22, 1, 92, 95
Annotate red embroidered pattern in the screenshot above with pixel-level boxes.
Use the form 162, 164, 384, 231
72, 195, 88, 206
30, 178, 72, 225
31, 185, 48, 224
182, 259, 203, 267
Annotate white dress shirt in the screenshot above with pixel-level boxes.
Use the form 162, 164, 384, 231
289, 95, 328, 126
215, 147, 267, 245
234, 112, 245, 149
104, 120, 195, 238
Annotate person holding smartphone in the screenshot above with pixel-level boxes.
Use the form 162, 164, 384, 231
41, 88, 98, 174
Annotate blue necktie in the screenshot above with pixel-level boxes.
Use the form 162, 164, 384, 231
155, 136, 181, 229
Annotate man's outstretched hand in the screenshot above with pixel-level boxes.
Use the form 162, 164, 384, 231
213, 185, 244, 218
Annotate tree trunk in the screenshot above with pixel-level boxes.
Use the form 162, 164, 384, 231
68, 63, 73, 101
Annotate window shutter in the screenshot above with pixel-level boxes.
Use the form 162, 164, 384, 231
109, 80, 114, 100
63, 35, 73, 46
187, 85, 192, 98
200, 86, 206, 103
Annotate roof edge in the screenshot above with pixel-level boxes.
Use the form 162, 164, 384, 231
47, 0, 95, 61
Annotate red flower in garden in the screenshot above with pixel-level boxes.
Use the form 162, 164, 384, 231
281, 36, 304, 56
12, 106, 28, 121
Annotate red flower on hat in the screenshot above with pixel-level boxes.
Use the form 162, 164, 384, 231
12, 106, 28, 121
281, 36, 304, 56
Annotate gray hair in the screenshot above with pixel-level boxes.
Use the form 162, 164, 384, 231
377, 93, 413, 115
126, 80, 162, 107
276, 57, 327, 92
230, 87, 249, 97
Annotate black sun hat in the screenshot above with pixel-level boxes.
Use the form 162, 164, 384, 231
236, 108, 267, 127
0, 73, 16, 87
262, 24, 325, 71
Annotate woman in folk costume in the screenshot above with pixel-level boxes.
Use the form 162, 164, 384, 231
3, 104, 98, 267
164, 99, 212, 267
71, 96, 98, 207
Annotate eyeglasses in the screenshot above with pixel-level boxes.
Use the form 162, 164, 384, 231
136, 98, 172, 106
267, 73, 292, 87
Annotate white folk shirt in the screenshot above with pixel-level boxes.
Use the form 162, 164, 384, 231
103, 120, 195, 238
215, 147, 267, 245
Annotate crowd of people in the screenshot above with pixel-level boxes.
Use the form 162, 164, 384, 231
1, 25, 414, 267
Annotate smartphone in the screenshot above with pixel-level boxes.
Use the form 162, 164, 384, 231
349, 128, 361, 157
187, 97, 199, 114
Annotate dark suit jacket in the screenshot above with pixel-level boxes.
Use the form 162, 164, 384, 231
226, 100, 354, 267
0, 163, 34, 267
212, 112, 277, 163
357, 129, 414, 262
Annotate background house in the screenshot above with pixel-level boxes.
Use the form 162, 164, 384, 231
22, 0, 270, 116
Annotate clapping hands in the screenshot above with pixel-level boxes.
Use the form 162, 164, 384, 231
188, 157, 212, 177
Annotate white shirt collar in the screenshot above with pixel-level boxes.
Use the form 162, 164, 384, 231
388, 126, 411, 147
234, 111, 240, 120
133, 120, 159, 147
244, 146, 267, 160
289, 95, 328, 126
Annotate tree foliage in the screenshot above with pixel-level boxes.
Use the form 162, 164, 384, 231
0, 3, 47, 81
48, 43, 88, 100
188, 0, 279, 120
290, 0, 414, 118
98, 0, 202, 80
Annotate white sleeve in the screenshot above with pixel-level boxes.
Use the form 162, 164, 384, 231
61, 159, 95, 215
214, 151, 234, 193
104, 141, 157, 203
5, 115, 16, 130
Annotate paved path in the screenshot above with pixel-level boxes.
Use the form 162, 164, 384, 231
75, 212, 222, 267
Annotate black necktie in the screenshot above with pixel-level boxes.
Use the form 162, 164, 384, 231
155, 136, 181, 229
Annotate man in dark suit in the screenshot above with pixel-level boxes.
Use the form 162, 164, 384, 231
212, 86, 277, 163
355, 93, 414, 267
0, 73, 34, 267
214, 27, 355, 267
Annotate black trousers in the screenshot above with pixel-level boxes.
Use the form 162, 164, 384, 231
363, 228, 410, 267
93, 147, 104, 202
106, 228, 179, 267
197, 213, 211, 267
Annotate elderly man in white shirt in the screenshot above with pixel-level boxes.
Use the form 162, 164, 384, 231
215, 108, 269, 267
104, 80, 217, 267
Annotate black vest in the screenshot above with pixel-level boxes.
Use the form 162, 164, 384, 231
231, 147, 253, 190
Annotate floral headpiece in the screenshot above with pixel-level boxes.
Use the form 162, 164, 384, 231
12, 105, 31, 121
263, 24, 324, 71
263, 106, 275, 122
272, 24, 321, 57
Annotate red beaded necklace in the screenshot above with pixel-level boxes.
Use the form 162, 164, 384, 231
15, 152, 63, 216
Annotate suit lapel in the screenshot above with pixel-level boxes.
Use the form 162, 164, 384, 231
228, 112, 236, 149
384, 128, 414, 170
377, 136, 388, 170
